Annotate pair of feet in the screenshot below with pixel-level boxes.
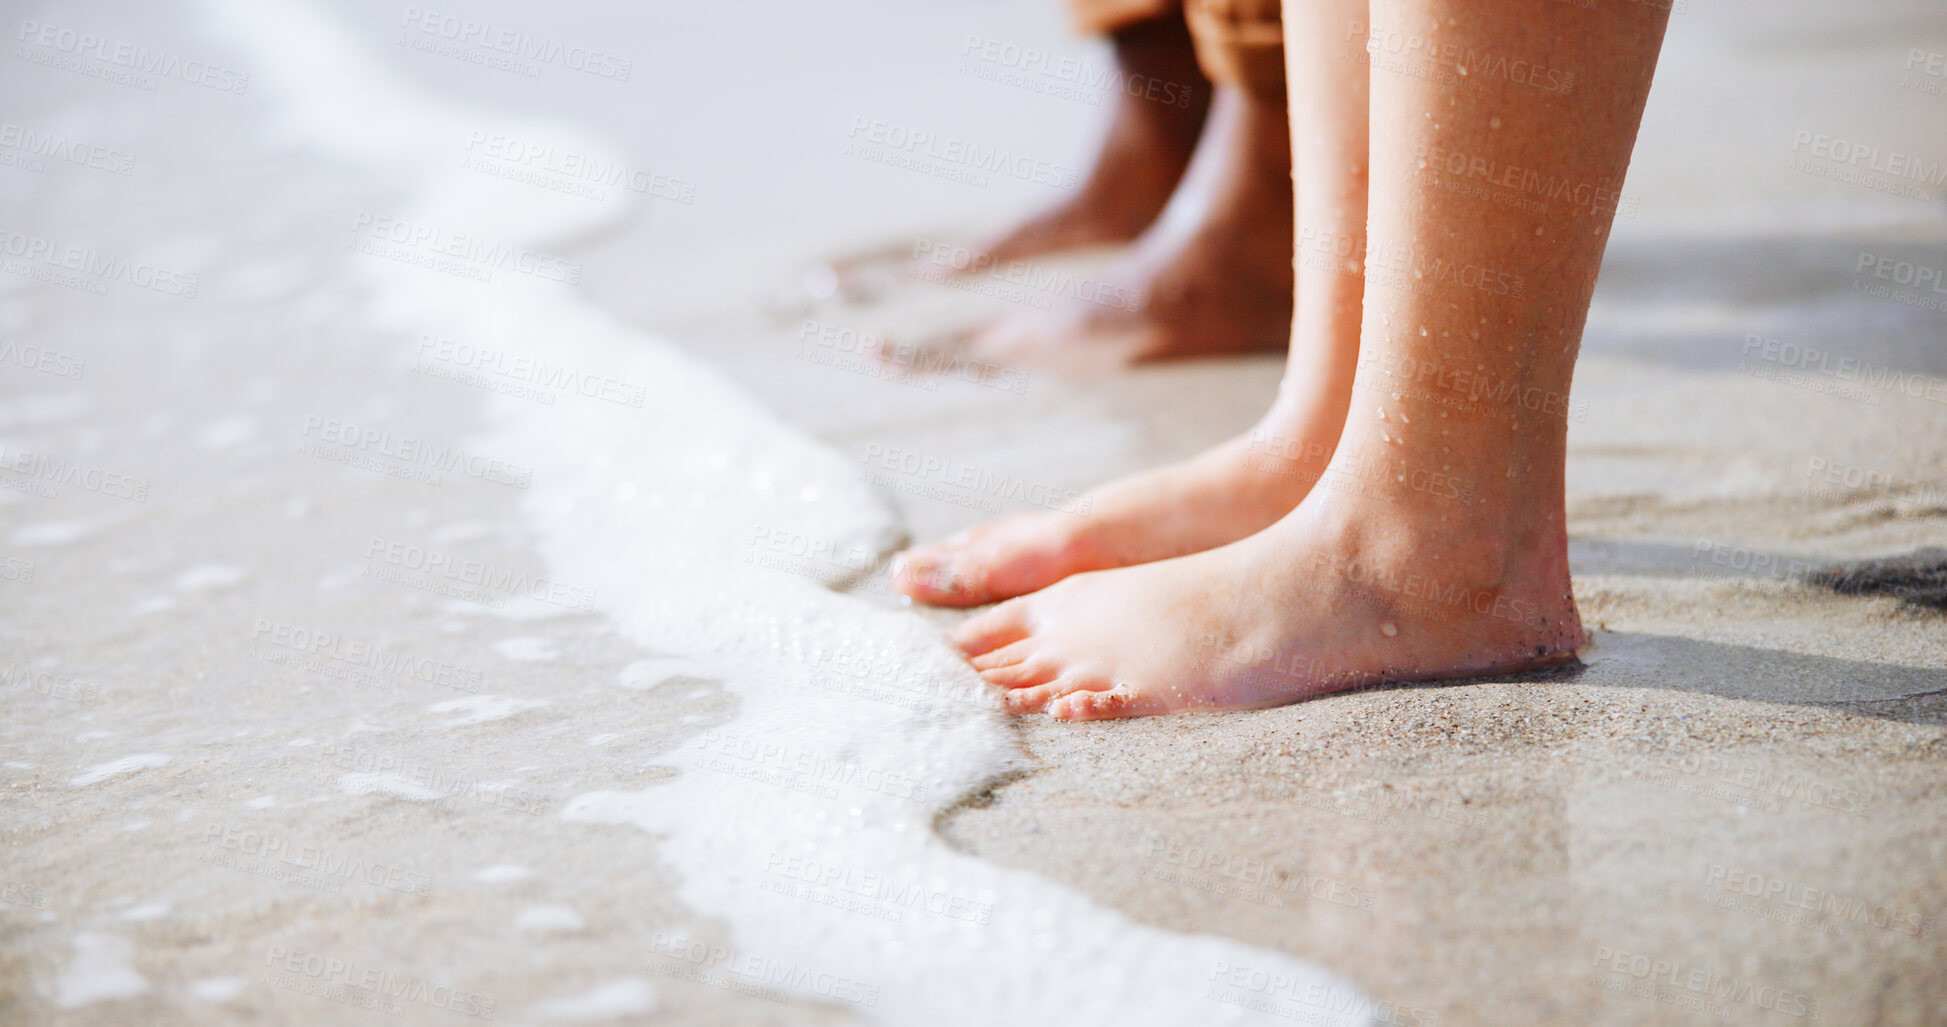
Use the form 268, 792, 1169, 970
916, 19, 1295, 368
873, 17, 1590, 719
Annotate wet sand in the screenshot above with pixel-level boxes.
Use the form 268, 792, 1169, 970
3, 0, 1945, 1024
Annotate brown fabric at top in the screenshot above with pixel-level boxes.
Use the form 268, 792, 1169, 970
1067, 0, 1181, 36
1184, 0, 1284, 95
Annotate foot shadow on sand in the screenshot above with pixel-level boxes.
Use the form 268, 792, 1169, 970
1516, 537, 1947, 724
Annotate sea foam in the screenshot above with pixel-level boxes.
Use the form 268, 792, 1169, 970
195, 0, 1371, 1021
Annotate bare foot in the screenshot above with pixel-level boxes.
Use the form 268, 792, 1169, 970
965, 17, 1212, 268
893, 423, 1335, 606
960, 84, 1294, 368
950, 486, 1583, 720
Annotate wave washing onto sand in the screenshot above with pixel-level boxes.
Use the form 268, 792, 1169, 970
193, 0, 1373, 1021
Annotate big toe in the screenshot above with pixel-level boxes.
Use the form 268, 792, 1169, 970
893, 543, 991, 606
896, 522, 1087, 608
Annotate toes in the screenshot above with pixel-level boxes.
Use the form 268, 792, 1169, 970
999, 682, 1063, 714
978, 658, 1061, 690
1048, 685, 1166, 722
898, 526, 1093, 609
949, 600, 1033, 657
969, 639, 1036, 672
997, 672, 1097, 715
893, 545, 992, 607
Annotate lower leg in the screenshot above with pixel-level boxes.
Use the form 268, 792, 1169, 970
894, 1, 1367, 606
969, 15, 1212, 266
951, 0, 1672, 719
1316, 0, 1676, 633
961, 80, 1294, 367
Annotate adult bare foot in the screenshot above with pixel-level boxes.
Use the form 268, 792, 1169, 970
966, 16, 1213, 268
952, 485, 1582, 720
962, 83, 1294, 368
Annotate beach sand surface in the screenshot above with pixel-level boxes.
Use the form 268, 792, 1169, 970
2, 0, 1944, 1024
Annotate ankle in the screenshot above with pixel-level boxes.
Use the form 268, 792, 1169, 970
1293, 498, 1578, 648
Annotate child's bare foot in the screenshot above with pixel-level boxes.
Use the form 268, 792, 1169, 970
943, 0, 1670, 720
952, 479, 1583, 720
895, 20, 1369, 605
966, 17, 1212, 268
961, 84, 1294, 368
893, 421, 1334, 606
